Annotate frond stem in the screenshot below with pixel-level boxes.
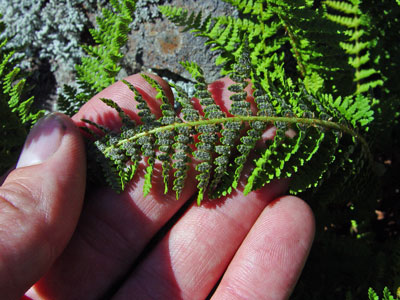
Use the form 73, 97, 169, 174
104, 115, 372, 164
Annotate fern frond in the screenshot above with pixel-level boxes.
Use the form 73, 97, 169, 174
83, 59, 371, 205
160, 2, 284, 75
0, 15, 44, 173
368, 287, 399, 300
230, 83, 271, 192
324, 0, 383, 99
158, 6, 210, 33
77, 0, 134, 92
121, 79, 157, 196
58, 0, 136, 116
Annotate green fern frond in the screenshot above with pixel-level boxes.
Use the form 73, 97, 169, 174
77, 0, 134, 92
125, 1, 389, 205
229, 82, 271, 193
325, 0, 383, 98
83, 60, 370, 205
58, 0, 136, 116
368, 287, 399, 300
209, 49, 252, 195
158, 5, 210, 33
160, 2, 284, 75
0, 16, 44, 174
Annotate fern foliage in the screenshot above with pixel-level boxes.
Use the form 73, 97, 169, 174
58, 0, 136, 116
82, 65, 370, 205
77, 0, 397, 205
0, 16, 44, 174
368, 287, 399, 300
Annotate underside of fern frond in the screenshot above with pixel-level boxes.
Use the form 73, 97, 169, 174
83, 59, 370, 205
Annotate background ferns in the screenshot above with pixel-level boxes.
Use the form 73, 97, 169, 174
58, 0, 136, 115
0, 17, 44, 174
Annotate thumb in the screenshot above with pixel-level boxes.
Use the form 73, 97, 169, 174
0, 113, 86, 299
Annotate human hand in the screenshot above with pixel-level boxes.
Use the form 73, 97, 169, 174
1, 74, 315, 299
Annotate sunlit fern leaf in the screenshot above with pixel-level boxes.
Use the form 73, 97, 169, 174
230, 81, 273, 187
159, 3, 284, 74
367, 286, 398, 300
102, 97, 140, 185
121, 79, 157, 125
289, 129, 340, 193
242, 84, 297, 194
244, 127, 285, 195
324, 0, 360, 14
123, 80, 160, 195
91, 134, 130, 192
158, 6, 211, 34
324, 0, 383, 101
83, 98, 138, 191
120, 79, 158, 195
158, 0, 379, 201
332, 94, 374, 127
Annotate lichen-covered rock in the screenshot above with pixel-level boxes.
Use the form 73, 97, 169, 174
0, 0, 104, 71
0, 0, 234, 108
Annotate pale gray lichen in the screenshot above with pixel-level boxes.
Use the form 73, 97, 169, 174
0, 0, 104, 72
0, 1, 43, 60
34, 0, 86, 69
131, 0, 167, 29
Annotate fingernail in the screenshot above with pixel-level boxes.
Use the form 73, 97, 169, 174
17, 113, 67, 168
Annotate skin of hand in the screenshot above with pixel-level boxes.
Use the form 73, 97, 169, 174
0, 74, 315, 300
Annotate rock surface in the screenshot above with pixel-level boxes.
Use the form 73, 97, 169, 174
120, 0, 236, 83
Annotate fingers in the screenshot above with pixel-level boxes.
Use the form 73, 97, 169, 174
26, 73, 299, 299
0, 113, 86, 299
73, 73, 174, 130
207, 77, 256, 116
211, 196, 315, 300
111, 181, 290, 300
27, 74, 200, 299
